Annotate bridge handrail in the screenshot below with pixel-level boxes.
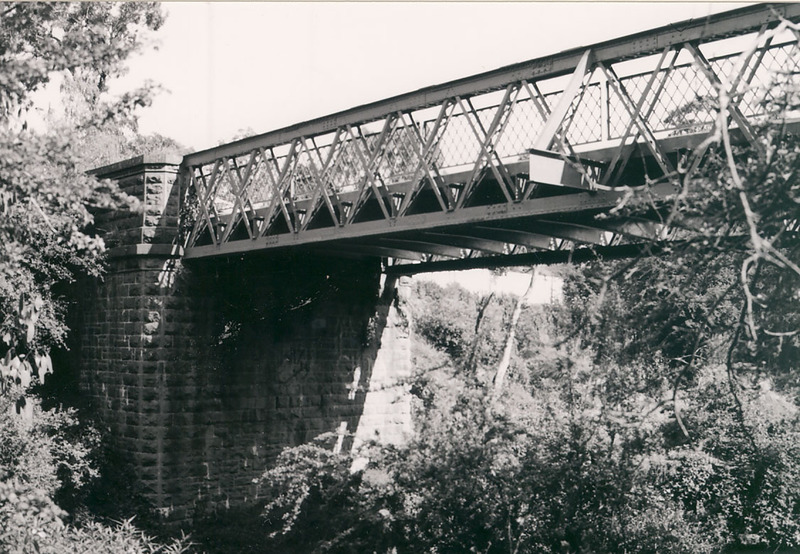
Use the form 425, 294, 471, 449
183, 3, 800, 169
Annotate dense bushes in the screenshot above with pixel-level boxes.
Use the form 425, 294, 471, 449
0, 384, 99, 513
0, 382, 193, 553
0, 4, 197, 551
249, 274, 800, 553
409, 280, 515, 369
0, 477, 190, 554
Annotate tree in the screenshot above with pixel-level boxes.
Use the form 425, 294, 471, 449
0, 1, 166, 399
0, 3, 193, 551
49, 68, 186, 169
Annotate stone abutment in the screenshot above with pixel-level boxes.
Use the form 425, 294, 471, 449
75, 155, 412, 522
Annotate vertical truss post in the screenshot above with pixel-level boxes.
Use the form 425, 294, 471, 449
320, 132, 349, 226
600, 71, 610, 142
283, 142, 307, 229
185, 169, 205, 247
533, 49, 592, 151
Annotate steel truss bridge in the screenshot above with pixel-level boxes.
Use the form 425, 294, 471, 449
181, 4, 800, 273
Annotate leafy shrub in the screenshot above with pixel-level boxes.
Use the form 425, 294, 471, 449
256, 368, 722, 553
0, 478, 191, 554
258, 434, 401, 553
409, 280, 519, 371
0, 383, 99, 505
410, 281, 478, 358
0, 379, 180, 552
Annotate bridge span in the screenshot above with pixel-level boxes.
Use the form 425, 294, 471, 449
78, 5, 800, 524
180, 3, 800, 273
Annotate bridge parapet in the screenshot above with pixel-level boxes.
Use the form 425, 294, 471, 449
180, 4, 800, 268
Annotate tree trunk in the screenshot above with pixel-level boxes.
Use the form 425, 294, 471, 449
493, 269, 536, 398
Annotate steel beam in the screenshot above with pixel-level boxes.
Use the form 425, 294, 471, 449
440, 225, 553, 250
328, 243, 428, 261
417, 231, 509, 254
526, 220, 607, 245
367, 238, 465, 258
383, 242, 676, 275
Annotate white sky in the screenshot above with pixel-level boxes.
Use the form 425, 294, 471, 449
111, 2, 748, 152
415, 269, 563, 302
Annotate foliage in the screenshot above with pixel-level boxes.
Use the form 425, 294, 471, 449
0, 2, 192, 552
409, 281, 479, 358
667, 371, 800, 550
0, 379, 190, 552
409, 280, 514, 369
0, 5, 794, 553
561, 255, 742, 370
253, 266, 800, 552
0, 478, 192, 554
51, 68, 187, 169
258, 436, 398, 553
0, 3, 163, 118
601, 28, 800, 391
0, 383, 99, 506
0, 1, 168, 386
257, 363, 714, 553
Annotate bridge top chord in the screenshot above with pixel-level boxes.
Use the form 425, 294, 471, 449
172, 4, 800, 271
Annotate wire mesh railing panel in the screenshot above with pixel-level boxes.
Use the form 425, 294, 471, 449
328, 139, 367, 193
211, 163, 236, 213
377, 127, 422, 185
291, 151, 316, 200
655, 64, 717, 133
606, 41, 799, 140
436, 112, 480, 168
494, 99, 544, 158
755, 42, 800, 109
608, 73, 641, 139
247, 161, 275, 207
565, 83, 603, 144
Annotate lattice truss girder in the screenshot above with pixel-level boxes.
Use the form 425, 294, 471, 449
184, 10, 800, 263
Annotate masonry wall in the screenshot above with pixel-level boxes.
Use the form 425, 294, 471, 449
77, 155, 412, 523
